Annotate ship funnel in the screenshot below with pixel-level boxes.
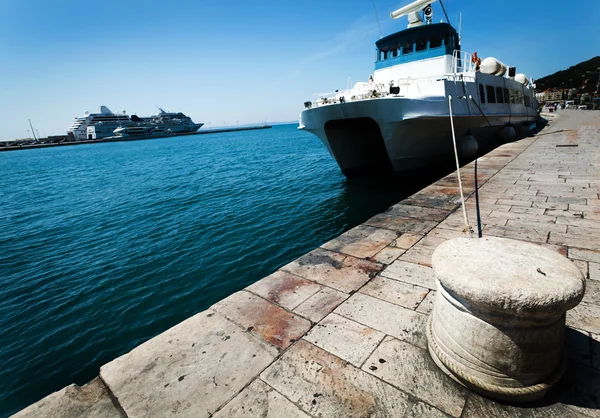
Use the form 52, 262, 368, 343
100, 105, 113, 115
391, 0, 437, 19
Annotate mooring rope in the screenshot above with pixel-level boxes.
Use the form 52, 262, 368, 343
448, 95, 471, 233
427, 316, 566, 397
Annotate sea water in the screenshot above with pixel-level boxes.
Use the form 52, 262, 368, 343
0, 125, 448, 416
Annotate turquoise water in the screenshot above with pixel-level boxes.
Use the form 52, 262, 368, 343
0, 125, 446, 416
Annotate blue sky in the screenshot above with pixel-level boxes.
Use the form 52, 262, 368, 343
0, 0, 598, 140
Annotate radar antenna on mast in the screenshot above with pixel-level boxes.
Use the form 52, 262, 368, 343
390, 0, 438, 27
390, 0, 449, 27
390, 0, 437, 19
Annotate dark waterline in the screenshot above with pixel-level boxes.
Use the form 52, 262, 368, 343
0, 124, 458, 416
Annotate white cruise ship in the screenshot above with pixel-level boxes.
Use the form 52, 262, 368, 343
67, 106, 203, 141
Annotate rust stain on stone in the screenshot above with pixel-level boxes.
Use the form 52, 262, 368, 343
356, 263, 382, 279
215, 291, 311, 350
266, 276, 305, 305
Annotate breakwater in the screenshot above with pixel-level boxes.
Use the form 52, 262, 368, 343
0, 125, 272, 152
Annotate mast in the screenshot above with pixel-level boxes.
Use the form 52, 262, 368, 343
28, 119, 38, 143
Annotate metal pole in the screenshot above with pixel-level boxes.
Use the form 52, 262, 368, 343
28, 119, 38, 142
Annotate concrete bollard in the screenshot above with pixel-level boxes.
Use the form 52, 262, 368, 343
427, 236, 585, 402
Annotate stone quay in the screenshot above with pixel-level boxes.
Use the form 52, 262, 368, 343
13, 110, 600, 417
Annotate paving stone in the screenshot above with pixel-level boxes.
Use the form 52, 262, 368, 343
547, 196, 588, 205
549, 232, 600, 251
381, 259, 437, 290
369, 245, 404, 265
496, 198, 534, 207
569, 248, 600, 263
546, 208, 586, 218
567, 226, 600, 241
293, 287, 348, 323
509, 206, 546, 215
363, 336, 467, 417
246, 271, 323, 311
557, 217, 600, 230
583, 279, 600, 305
427, 227, 469, 240
591, 262, 600, 281
282, 248, 383, 294
260, 340, 417, 417
461, 391, 585, 417
464, 202, 511, 214
213, 379, 310, 418
400, 235, 448, 266
512, 194, 549, 203
416, 290, 437, 315
573, 259, 589, 278
12, 377, 122, 418
437, 212, 487, 231
321, 225, 399, 259
404, 401, 450, 418
334, 293, 428, 349
565, 326, 593, 368
488, 210, 556, 223
304, 313, 385, 367
506, 219, 567, 233
483, 225, 549, 244
213, 291, 311, 349
567, 302, 600, 335
549, 361, 600, 416
100, 310, 278, 418
392, 233, 423, 249
359, 276, 428, 310
532, 201, 569, 210
387, 204, 451, 221
365, 214, 438, 235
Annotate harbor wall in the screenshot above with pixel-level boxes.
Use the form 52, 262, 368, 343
12, 110, 600, 417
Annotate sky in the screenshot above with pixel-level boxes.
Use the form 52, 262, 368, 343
0, 0, 599, 140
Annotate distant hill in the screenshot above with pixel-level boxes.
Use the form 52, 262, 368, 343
535, 56, 600, 93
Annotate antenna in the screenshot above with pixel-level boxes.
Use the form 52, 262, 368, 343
438, 0, 450, 23
458, 12, 462, 44
371, 0, 383, 38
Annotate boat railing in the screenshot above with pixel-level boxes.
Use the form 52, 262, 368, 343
308, 73, 476, 108
452, 50, 475, 74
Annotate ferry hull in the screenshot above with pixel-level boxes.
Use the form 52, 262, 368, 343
300, 97, 536, 177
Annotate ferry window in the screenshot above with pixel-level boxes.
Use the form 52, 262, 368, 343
479, 84, 486, 103
383, 49, 389, 60
402, 40, 413, 54
517, 91, 523, 104
486, 85, 496, 104
392, 46, 399, 58
430, 35, 442, 48
416, 38, 427, 52
503, 88, 509, 103
496, 87, 504, 103
524, 95, 531, 107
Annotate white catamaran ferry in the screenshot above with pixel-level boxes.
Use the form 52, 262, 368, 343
299, 0, 538, 177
